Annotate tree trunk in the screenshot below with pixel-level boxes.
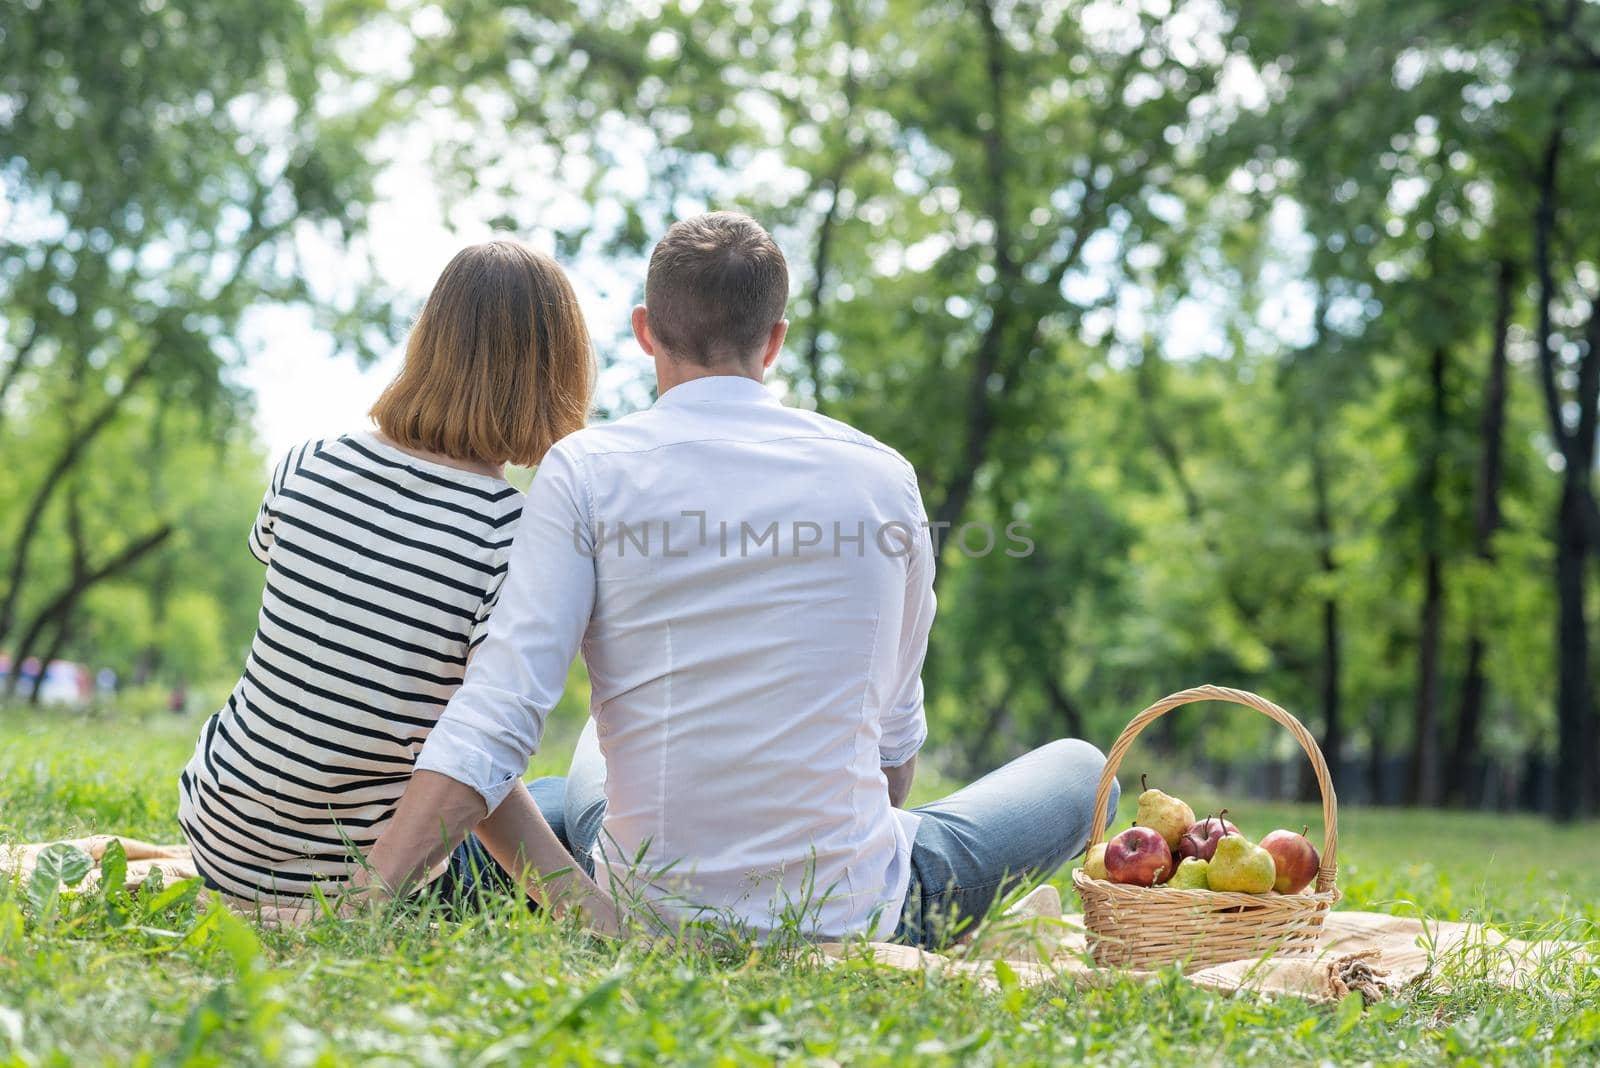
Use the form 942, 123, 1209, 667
1530, 103, 1600, 819
1552, 480, 1596, 821
797, 0, 859, 416
802, 170, 845, 416
2, 524, 173, 698
931, 0, 1017, 546
1452, 637, 1488, 807
1449, 258, 1516, 806
1299, 437, 1341, 803
1366, 705, 1388, 805
0, 321, 41, 431
26, 613, 76, 708
1408, 344, 1448, 807
0, 348, 157, 649
927, 15, 1137, 561
1410, 552, 1445, 805
1041, 670, 1086, 739
969, 678, 1020, 774
1318, 593, 1341, 777
1577, 285, 1600, 818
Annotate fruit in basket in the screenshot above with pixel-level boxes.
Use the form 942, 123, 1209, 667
1132, 774, 1195, 849
1104, 826, 1173, 886
1205, 835, 1276, 893
1168, 857, 1210, 890
1177, 811, 1239, 862
1259, 826, 1321, 894
1082, 842, 1109, 880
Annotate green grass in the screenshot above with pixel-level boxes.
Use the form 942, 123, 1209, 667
3, 707, 1599, 1066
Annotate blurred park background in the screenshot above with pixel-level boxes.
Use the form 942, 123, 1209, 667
2, 0, 1598, 822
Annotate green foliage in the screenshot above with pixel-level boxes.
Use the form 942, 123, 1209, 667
23, 841, 91, 916
0, 396, 272, 687
0, 0, 400, 693
369, 0, 1597, 792
3, 0, 1596, 803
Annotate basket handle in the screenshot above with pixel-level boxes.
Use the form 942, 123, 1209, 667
1085, 684, 1338, 894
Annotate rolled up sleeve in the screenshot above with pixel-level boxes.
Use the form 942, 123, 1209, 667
415, 444, 596, 813
879, 477, 936, 768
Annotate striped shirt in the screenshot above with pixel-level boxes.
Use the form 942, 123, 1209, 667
178, 433, 523, 901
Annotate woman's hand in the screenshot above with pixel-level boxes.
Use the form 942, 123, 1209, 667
337, 862, 395, 917
572, 884, 624, 938
253, 901, 317, 928
474, 781, 628, 939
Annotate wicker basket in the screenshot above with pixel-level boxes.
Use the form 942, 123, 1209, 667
1072, 684, 1338, 971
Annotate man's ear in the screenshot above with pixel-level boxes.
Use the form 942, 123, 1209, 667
631, 305, 656, 357
761, 319, 788, 372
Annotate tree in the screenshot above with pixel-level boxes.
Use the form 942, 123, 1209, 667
404, 0, 1233, 738
1450, 256, 1517, 804
1231, 0, 1600, 815
0, 398, 270, 698
1, 0, 396, 674
1527, 84, 1600, 819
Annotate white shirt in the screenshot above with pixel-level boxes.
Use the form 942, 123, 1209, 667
416, 375, 935, 940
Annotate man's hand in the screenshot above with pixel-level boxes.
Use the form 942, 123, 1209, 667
359, 770, 488, 899
884, 756, 916, 809
336, 771, 623, 937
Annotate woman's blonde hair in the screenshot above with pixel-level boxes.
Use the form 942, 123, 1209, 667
371, 240, 593, 467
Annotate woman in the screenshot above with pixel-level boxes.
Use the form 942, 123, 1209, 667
179, 240, 592, 908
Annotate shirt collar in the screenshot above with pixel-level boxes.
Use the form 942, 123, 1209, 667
653, 374, 779, 408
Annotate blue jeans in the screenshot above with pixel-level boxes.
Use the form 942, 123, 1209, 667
891, 738, 1119, 947
479, 724, 1118, 948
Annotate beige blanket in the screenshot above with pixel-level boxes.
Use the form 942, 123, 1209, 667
821, 885, 1589, 1003
7, 838, 1586, 1004
4, 835, 197, 891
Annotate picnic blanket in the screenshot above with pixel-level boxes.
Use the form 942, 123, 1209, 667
6, 838, 1586, 1004
820, 884, 1588, 1003
4, 835, 198, 891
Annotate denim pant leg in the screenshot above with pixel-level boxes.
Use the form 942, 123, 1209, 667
895, 738, 1119, 949
436, 775, 572, 914
529, 774, 574, 854
561, 719, 609, 878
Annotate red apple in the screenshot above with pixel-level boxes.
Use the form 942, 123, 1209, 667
1177, 811, 1240, 863
1104, 826, 1174, 886
1259, 826, 1320, 894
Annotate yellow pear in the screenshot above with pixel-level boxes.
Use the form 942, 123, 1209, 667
1082, 842, 1109, 880
1205, 835, 1276, 894
1168, 857, 1209, 890
1133, 774, 1195, 849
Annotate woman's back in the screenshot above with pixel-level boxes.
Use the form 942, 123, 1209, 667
179, 433, 522, 901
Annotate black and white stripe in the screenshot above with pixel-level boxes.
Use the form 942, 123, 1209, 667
178, 433, 522, 902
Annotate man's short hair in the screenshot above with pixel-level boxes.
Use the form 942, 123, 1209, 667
644, 211, 789, 366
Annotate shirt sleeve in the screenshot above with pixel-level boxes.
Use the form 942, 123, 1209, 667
247, 449, 297, 565
415, 443, 597, 813
879, 473, 936, 768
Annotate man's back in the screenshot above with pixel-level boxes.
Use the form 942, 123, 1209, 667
421, 375, 934, 939
571, 376, 931, 937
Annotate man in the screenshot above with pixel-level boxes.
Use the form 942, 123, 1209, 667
352, 212, 1117, 944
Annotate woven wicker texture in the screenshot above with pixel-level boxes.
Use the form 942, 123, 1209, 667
1073, 684, 1339, 971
